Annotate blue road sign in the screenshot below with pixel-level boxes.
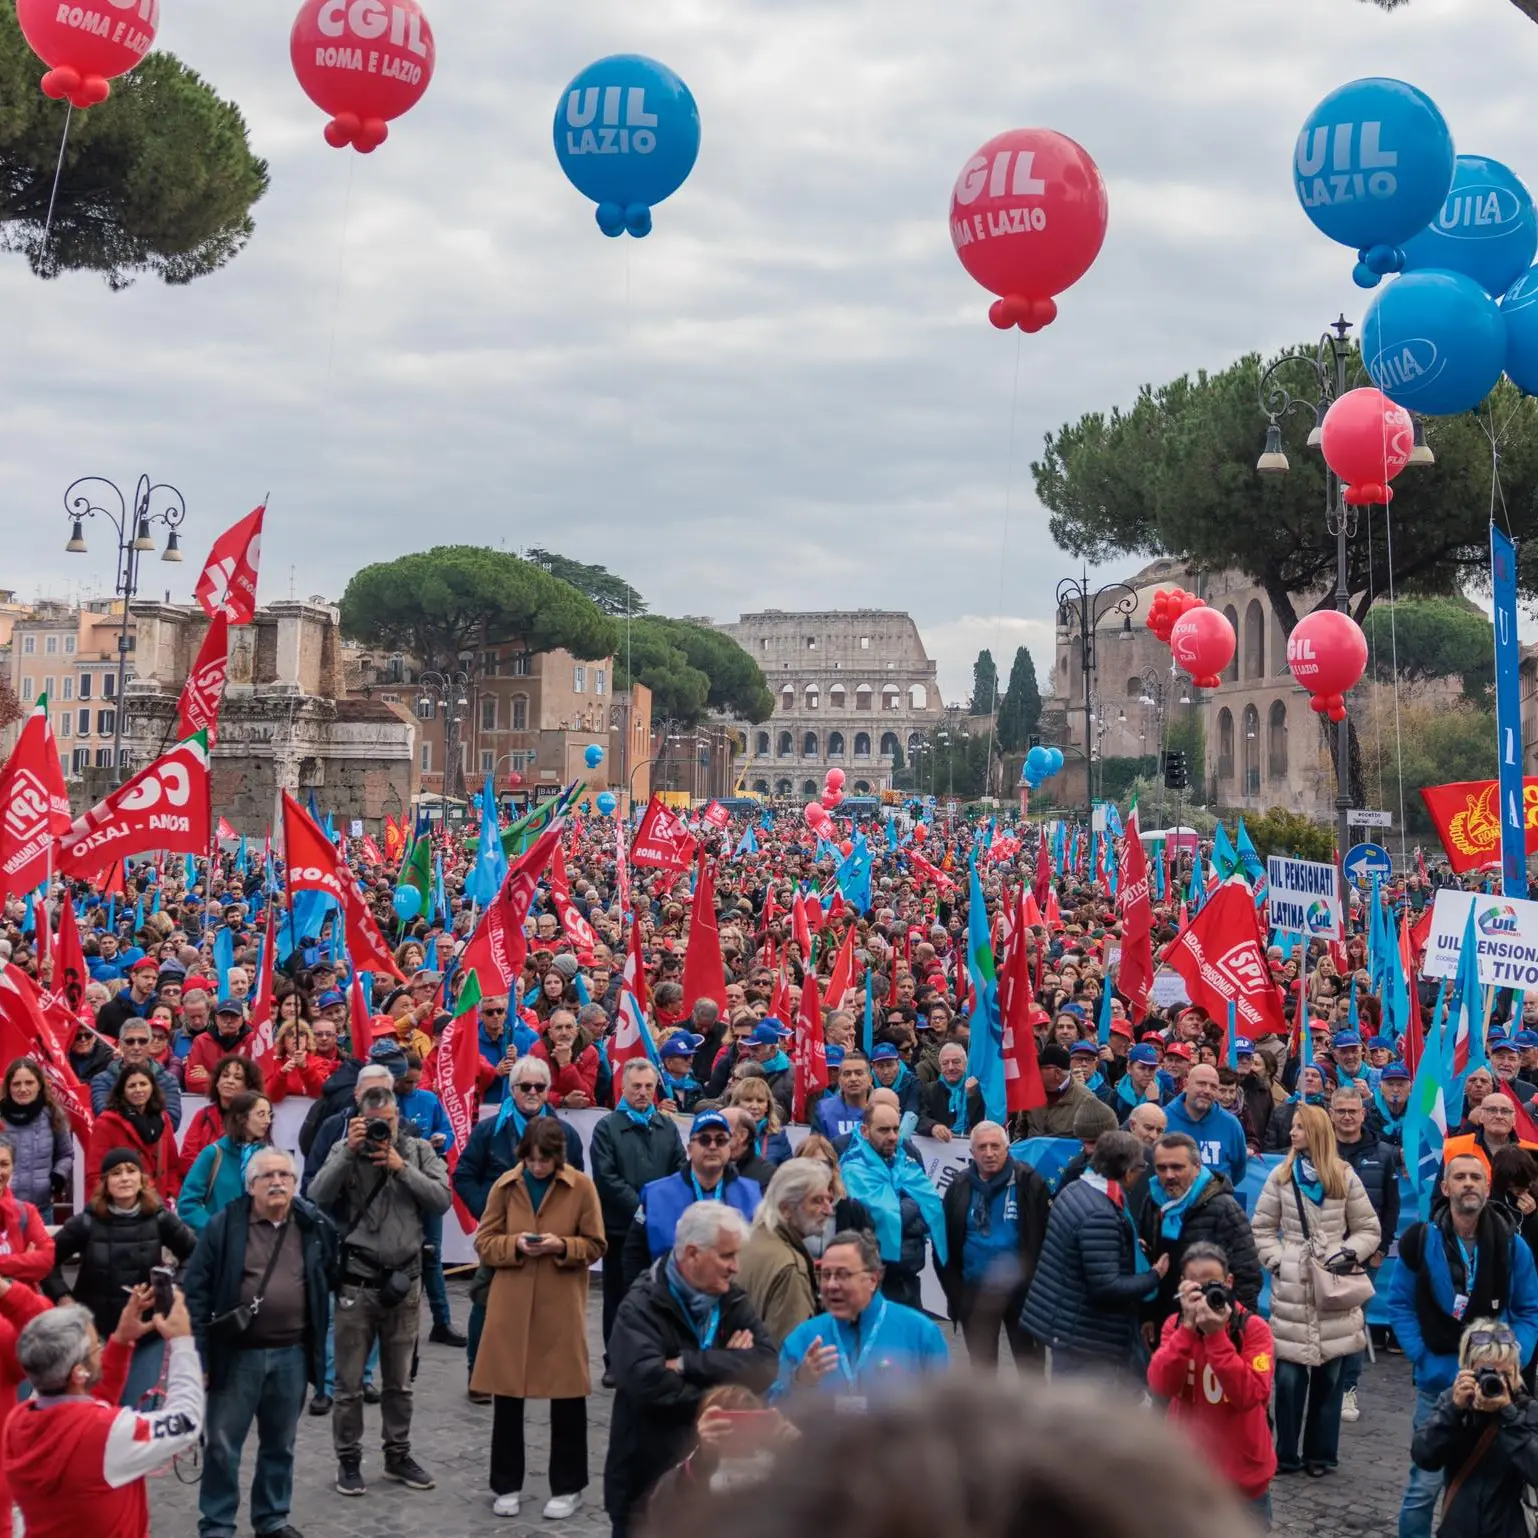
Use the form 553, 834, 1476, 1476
1344, 842, 1393, 884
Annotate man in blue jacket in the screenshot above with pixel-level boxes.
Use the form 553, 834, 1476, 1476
1386, 1151, 1538, 1538
1161, 1064, 1248, 1187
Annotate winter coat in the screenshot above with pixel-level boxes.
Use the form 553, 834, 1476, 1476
1250, 1163, 1381, 1365
178, 1136, 258, 1234
1411, 1391, 1538, 1538
1136, 1173, 1263, 1328
178, 1102, 227, 1168
308, 1130, 452, 1270
590, 1109, 686, 1233
1337, 1133, 1399, 1247
0, 1198, 53, 1285
919, 1078, 986, 1139
298, 1060, 365, 1158
470, 1164, 606, 1400
1018, 1176, 1161, 1361
44, 1201, 198, 1338
603, 1260, 777, 1532
622, 1167, 762, 1288
89, 1060, 182, 1127
453, 1110, 585, 1222
182, 1027, 253, 1095
1018, 1078, 1100, 1140
85, 1109, 181, 1200
1240, 1074, 1286, 1152
0, 1108, 71, 1210
937, 1158, 1051, 1321
529, 1041, 600, 1105
737, 1223, 820, 1346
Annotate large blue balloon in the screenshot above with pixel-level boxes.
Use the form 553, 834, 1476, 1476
1045, 748, 1065, 776
584, 743, 605, 768
1361, 268, 1506, 416
392, 886, 422, 922
1293, 78, 1454, 272
554, 55, 700, 238
1025, 746, 1051, 776
1500, 265, 1538, 394
1401, 155, 1538, 297
596, 791, 618, 816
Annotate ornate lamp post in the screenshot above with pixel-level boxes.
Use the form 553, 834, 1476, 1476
1057, 568, 1139, 811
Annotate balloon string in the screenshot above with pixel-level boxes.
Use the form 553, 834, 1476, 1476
322, 156, 356, 400
42, 104, 73, 246
983, 330, 1024, 797
1383, 506, 1409, 870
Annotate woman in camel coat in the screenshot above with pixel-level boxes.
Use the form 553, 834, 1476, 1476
472, 1115, 607, 1520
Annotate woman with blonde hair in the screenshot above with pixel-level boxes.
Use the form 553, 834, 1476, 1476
1252, 1103, 1380, 1477
726, 1076, 793, 1167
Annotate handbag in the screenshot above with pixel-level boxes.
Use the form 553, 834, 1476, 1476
1291, 1179, 1375, 1313
208, 1218, 292, 1335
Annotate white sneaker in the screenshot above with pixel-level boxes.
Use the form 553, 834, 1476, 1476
1340, 1388, 1360, 1423
494, 1493, 522, 1517
544, 1492, 584, 1520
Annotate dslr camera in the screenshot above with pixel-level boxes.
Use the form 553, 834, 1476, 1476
1477, 1369, 1510, 1400
364, 1117, 393, 1145
1200, 1281, 1234, 1312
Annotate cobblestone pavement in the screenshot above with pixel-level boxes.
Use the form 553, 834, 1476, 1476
149, 1281, 1418, 1537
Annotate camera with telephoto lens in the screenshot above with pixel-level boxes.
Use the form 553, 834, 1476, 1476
1200, 1281, 1234, 1312
1477, 1370, 1510, 1399
364, 1117, 392, 1144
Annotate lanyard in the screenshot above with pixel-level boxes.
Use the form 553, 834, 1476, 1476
833, 1295, 888, 1388
667, 1283, 721, 1348
1456, 1236, 1479, 1296
688, 1173, 722, 1203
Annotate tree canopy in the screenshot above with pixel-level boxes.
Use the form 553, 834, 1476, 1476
614, 617, 773, 727
1360, 0, 1538, 18
968, 651, 999, 716
1360, 694, 1499, 836
0, 12, 268, 288
1361, 597, 1494, 701
525, 549, 648, 618
339, 546, 619, 669
996, 646, 1043, 752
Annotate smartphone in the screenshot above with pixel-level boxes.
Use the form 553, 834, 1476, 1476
715, 1409, 778, 1452
150, 1265, 176, 1317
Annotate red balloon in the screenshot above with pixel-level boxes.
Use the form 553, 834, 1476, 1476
17, 0, 157, 108
912, 823, 928, 842
1170, 605, 1236, 689
950, 129, 1109, 333
1287, 609, 1368, 722
839, 839, 853, 857
825, 767, 846, 790
507, 772, 522, 787
1319, 387, 1415, 507
291, 0, 436, 153
804, 802, 828, 829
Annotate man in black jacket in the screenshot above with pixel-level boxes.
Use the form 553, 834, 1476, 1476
1137, 1134, 1262, 1341
937, 1121, 1050, 1367
181, 1147, 337, 1538
590, 1059, 686, 1352
604, 1203, 777, 1538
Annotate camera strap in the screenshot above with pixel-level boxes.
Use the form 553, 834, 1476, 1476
1444, 1420, 1501, 1515
209, 1218, 292, 1329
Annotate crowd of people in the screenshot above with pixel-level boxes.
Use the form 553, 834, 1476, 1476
0, 806, 1534, 1537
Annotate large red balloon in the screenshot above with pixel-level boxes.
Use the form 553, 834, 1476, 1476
16, 0, 157, 108
1288, 610, 1368, 722
825, 767, 845, 790
291, 0, 435, 153
1170, 606, 1236, 690
950, 129, 1109, 333
1319, 388, 1415, 507
1146, 586, 1203, 646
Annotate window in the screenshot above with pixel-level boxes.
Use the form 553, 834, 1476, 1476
511, 695, 528, 730
760, 638, 769, 651
77, 708, 90, 736
752, 779, 770, 795
828, 731, 845, 757
381, 692, 400, 703
480, 751, 495, 774
755, 731, 770, 755
19, 678, 32, 703
775, 778, 792, 796
480, 697, 497, 731
881, 684, 900, 711
118, 748, 129, 769
909, 683, 927, 709
97, 710, 116, 736
21, 636, 34, 655
43, 678, 54, 700
804, 685, 819, 711
802, 731, 819, 757
416, 696, 436, 719
573, 666, 586, 693
95, 748, 112, 769
510, 653, 531, 676
63, 636, 75, 654
859, 636, 870, 650
802, 779, 818, 796
854, 732, 871, 757
777, 731, 793, 757
1244, 600, 1266, 681
78, 674, 91, 700
1267, 700, 1289, 779
1217, 708, 1234, 779
1242, 704, 1261, 795
71, 747, 89, 774
61, 677, 73, 701
1222, 607, 1240, 684
805, 636, 818, 650
103, 674, 116, 699
420, 743, 432, 772
481, 651, 500, 676
58, 714, 70, 739
855, 685, 872, 712
44, 636, 57, 655
594, 670, 606, 696
829, 684, 846, 710
880, 731, 900, 758
781, 685, 795, 712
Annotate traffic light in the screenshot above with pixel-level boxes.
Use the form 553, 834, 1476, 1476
1163, 750, 1189, 791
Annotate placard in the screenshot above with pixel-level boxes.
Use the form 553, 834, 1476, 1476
1266, 855, 1343, 940
1423, 887, 1538, 988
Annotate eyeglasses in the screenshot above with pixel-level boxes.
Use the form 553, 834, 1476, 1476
693, 1133, 731, 1148
817, 1268, 873, 1284
1466, 1327, 1518, 1348
256, 1171, 297, 1183
121, 1039, 151, 1049
482, 1007, 507, 1016
513, 1081, 546, 1091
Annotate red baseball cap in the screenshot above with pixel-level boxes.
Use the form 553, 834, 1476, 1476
1109, 1019, 1135, 1040
1164, 1042, 1193, 1061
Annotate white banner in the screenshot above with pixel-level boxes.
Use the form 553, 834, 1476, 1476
1266, 855, 1343, 940
1423, 888, 1538, 989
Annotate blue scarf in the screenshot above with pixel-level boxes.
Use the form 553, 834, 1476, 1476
945, 1077, 972, 1135
1372, 1082, 1405, 1137
758, 1048, 791, 1075
1294, 1156, 1325, 1207
660, 1070, 699, 1102
1149, 1166, 1213, 1240
1082, 1069, 1107, 1096
840, 1130, 948, 1265
664, 1252, 720, 1346
1117, 1075, 1146, 1111
965, 1163, 1012, 1234
618, 1102, 656, 1129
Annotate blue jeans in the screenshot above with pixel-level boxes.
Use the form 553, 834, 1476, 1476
422, 1208, 451, 1329
322, 1315, 378, 1395
198, 1344, 308, 1538
1273, 1357, 1345, 1470
120, 1335, 167, 1408
1399, 1388, 1444, 1538
1340, 1348, 1365, 1395
1250, 1491, 1273, 1530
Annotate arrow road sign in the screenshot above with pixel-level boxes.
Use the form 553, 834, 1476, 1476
1344, 842, 1393, 883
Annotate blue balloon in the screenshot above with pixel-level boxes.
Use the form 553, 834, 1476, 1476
392, 886, 422, 922
584, 744, 605, 768
596, 791, 618, 817
1402, 155, 1538, 297
1026, 746, 1050, 776
1362, 268, 1507, 415
554, 55, 700, 238
1293, 78, 1455, 260
1046, 748, 1065, 776
1500, 264, 1538, 393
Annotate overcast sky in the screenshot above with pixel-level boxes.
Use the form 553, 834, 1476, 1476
3, 0, 1530, 705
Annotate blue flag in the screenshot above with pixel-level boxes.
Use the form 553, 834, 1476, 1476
213, 925, 235, 999
465, 774, 509, 907
1403, 980, 1451, 1220
1235, 819, 1265, 886
735, 824, 759, 856
863, 973, 875, 1058
1211, 822, 1239, 880
964, 857, 1006, 1122
1097, 973, 1113, 1048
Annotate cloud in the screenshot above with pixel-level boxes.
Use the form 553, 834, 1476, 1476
4, 0, 1533, 703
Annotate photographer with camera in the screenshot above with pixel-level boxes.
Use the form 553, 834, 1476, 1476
1409, 1319, 1538, 1538
181, 1148, 336, 1538
1148, 1241, 1278, 1526
308, 1083, 452, 1499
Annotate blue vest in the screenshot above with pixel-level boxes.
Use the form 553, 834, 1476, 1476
639, 1169, 762, 1261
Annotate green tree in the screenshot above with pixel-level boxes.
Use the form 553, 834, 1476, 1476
1360, 695, 1498, 836
968, 650, 999, 716
1359, 0, 1538, 19
0, 11, 268, 288
995, 646, 1043, 752
525, 549, 648, 617
614, 616, 773, 727
1241, 808, 1337, 863
1361, 598, 1494, 701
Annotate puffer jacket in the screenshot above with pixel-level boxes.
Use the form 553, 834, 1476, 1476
1136, 1172, 1264, 1328
0, 1108, 72, 1210
43, 1201, 198, 1338
1251, 1163, 1381, 1366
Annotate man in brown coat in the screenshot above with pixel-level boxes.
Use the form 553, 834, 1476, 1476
738, 1160, 836, 1345
1017, 1045, 1099, 1139
471, 1118, 607, 1521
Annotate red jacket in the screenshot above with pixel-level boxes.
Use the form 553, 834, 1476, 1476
0, 1198, 54, 1287
529, 1041, 599, 1105
86, 1111, 181, 1201
266, 1050, 338, 1102
181, 1027, 252, 1095
177, 1104, 225, 1169
0, 1282, 52, 1537
1147, 1308, 1278, 1498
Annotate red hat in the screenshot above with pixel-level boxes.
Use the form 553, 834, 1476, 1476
1109, 1019, 1135, 1040
130, 957, 159, 975
1164, 1042, 1193, 1061
184, 975, 216, 994
370, 1014, 399, 1041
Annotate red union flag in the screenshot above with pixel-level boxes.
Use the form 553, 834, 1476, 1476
791, 968, 828, 1124
56, 734, 211, 876
702, 800, 730, 830
1116, 803, 1154, 1016
281, 792, 402, 979
631, 796, 698, 873
176, 612, 229, 746
194, 506, 263, 624
459, 824, 563, 993
0, 696, 72, 899
1166, 876, 1287, 1037
0, 965, 93, 1146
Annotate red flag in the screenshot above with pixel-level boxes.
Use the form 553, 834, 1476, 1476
631, 796, 698, 874
549, 841, 600, 952
56, 735, 211, 876
280, 792, 402, 980
1116, 804, 1154, 1016
791, 893, 812, 956
0, 696, 72, 900
1398, 911, 1426, 1076
824, 925, 856, 1010
459, 825, 563, 993
433, 987, 485, 1231
48, 895, 88, 1017
791, 968, 827, 1123
360, 834, 383, 865
348, 967, 373, 1064
0, 966, 93, 1146
194, 506, 263, 624
1001, 892, 1047, 1113
246, 905, 280, 1081
383, 815, 405, 865
681, 853, 729, 1017
216, 817, 238, 842
1167, 877, 1288, 1039
176, 612, 229, 746
609, 915, 656, 1092
1033, 825, 1051, 907
702, 800, 730, 830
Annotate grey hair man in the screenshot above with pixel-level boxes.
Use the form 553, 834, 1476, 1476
738, 1159, 836, 1344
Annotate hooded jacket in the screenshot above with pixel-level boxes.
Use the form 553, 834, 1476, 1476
308, 1128, 452, 1272
1136, 1170, 1263, 1327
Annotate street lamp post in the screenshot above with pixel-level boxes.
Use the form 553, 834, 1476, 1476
1057, 569, 1139, 814
1255, 316, 1432, 874
418, 665, 473, 802
63, 474, 187, 783
1136, 663, 1173, 828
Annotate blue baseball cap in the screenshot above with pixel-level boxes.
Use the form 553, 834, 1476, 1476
1233, 1037, 1255, 1056
660, 1031, 704, 1059
315, 989, 346, 1009
690, 1110, 731, 1140
1128, 1044, 1160, 1066
1368, 1036, 1395, 1052
825, 1045, 846, 1069
1068, 1040, 1100, 1057
749, 1020, 791, 1046
1516, 1031, 1538, 1048
1492, 1036, 1521, 1055
214, 998, 244, 1017
871, 1042, 901, 1062
1331, 1031, 1362, 1050
1381, 1062, 1411, 1082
